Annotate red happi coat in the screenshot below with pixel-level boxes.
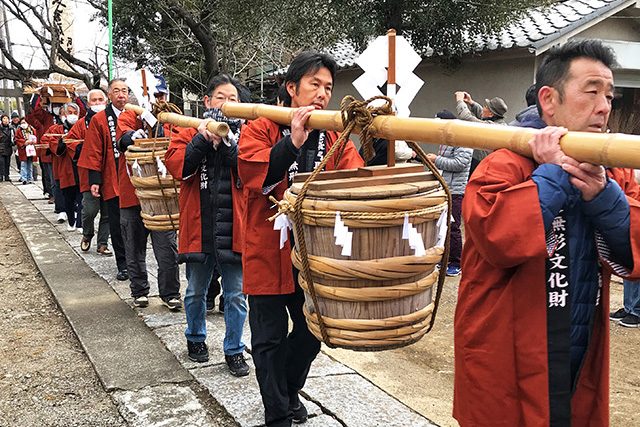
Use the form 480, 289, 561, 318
77, 108, 120, 201
454, 149, 640, 427
237, 117, 364, 295
66, 118, 91, 193
116, 109, 175, 208
14, 127, 38, 162
165, 126, 245, 259
48, 124, 83, 190
25, 107, 54, 164
42, 124, 69, 182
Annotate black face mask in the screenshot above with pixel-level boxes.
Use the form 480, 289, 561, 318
203, 108, 243, 134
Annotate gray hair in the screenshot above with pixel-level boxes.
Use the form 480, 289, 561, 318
63, 102, 80, 114
87, 88, 106, 100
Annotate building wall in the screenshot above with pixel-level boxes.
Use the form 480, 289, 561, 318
331, 52, 535, 150
577, 14, 640, 42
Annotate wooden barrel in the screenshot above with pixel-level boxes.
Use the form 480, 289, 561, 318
124, 138, 180, 231
284, 163, 449, 351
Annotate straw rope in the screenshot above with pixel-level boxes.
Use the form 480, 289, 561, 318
303, 303, 434, 331
291, 247, 442, 281
298, 269, 438, 302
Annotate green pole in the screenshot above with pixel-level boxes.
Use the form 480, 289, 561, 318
108, 0, 113, 80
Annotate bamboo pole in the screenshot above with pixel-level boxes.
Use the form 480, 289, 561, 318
220, 102, 640, 169
124, 103, 230, 137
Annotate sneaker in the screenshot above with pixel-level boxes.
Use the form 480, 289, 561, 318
225, 353, 250, 377
609, 308, 628, 321
187, 340, 209, 363
133, 296, 149, 308
162, 297, 182, 311
219, 295, 225, 313
76, 227, 83, 233
206, 299, 215, 312
57, 212, 68, 223
619, 313, 640, 328
48, 196, 54, 204
116, 269, 129, 281
66, 224, 76, 232
96, 245, 113, 256
290, 401, 308, 424
446, 265, 461, 277
80, 236, 91, 252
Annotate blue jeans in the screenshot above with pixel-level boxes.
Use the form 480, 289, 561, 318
20, 158, 33, 182
185, 255, 247, 355
623, 280, 640, 317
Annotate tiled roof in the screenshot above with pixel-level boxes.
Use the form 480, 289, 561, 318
329, 0, 635, 69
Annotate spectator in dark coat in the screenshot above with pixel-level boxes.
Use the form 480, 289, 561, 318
0, 115, 12, 181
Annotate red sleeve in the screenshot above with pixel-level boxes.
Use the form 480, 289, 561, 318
327, 131, 364, 170
78, 114, 104, 172
237, 118, 279, 192
15, 128, 26, 149
116, 110, 142, 140
43, 124, 64, 157
462, 149, 548, 269
165, 127, 197, 180
65, 119, 86, 156
609, 167, 640, 277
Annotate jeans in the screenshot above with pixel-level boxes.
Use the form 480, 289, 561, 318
623, 280, 640, 317
62, 185, 82, 227
249, 276, 321, 427
20, 158, 33, 182
81, 191, 110, 247
120, 206, 180, 300
448, 194, 464, 268
185, 255, 246, 355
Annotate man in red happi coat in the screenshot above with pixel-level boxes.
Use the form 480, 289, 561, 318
238, 51, 363, 427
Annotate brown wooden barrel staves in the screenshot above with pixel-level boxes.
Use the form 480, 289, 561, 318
284, 163, 449, 351
124, 138, 180, 231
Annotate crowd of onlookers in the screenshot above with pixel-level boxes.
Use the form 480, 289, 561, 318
0, 111, 38, 184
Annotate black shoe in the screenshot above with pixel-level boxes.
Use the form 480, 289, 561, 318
116, 269, 129, 281
225, 353, 250, 377
610, 307, 628, 321
620, 313, 640, 328
133, 296, 149, 308
290, 401, 308, 424
187, 340, 209, 363
206, 298, 215, 312
162, 297, 182, 311
219, 295, 224, 313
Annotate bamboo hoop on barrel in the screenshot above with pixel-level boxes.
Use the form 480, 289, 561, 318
221, 100, 640, 169
124, 103, 230, 137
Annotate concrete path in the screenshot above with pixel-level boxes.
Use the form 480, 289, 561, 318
1, 173, 438, 427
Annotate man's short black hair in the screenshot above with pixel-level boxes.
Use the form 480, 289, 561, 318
205, 74, 240, 98
108, 78, 127, 90
282, 51, 337, 107
535, 40, 616, 114
525, 84, 537, 107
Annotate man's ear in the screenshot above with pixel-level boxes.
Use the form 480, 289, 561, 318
203, 95, 210, 109
537, 86, 556, 118
286, 81, 296, 99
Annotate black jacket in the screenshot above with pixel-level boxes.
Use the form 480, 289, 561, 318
0, 125, 12, 156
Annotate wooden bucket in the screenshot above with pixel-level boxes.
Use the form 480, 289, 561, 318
124, 138, 180, 231
285, 163, 449, 351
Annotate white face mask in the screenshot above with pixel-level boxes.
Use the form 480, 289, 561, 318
20, 123, 28, 129
90, 104, 106, 113
52, 106, 61, 116
66, 114, 79, 125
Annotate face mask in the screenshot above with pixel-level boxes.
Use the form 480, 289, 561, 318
20, 123, 28, 129
52, 106, 60, 116
90, 104, 106, 113
66, 114, 79, 125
